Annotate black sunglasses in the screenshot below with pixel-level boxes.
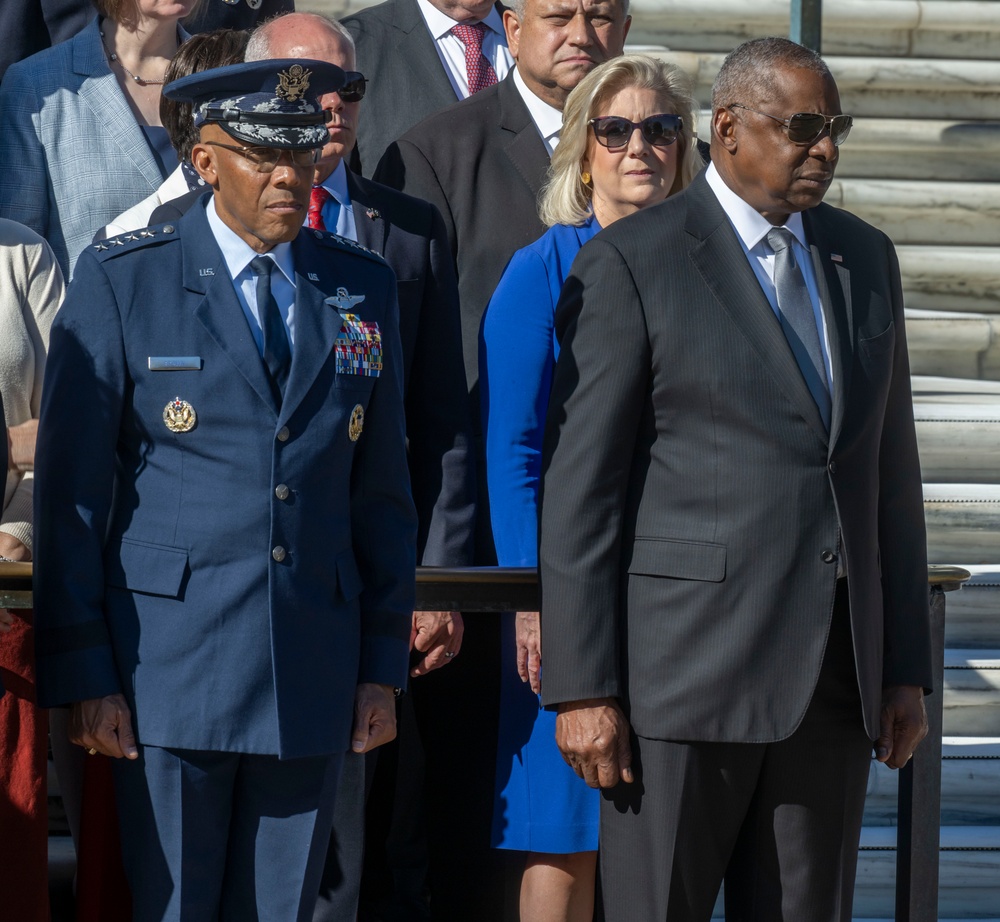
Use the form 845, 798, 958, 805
337, 72, 367, 103
727, 104, 853, 147
589, 114, 683, 151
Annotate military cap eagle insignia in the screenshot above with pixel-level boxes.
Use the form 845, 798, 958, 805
276, 65, 312, 102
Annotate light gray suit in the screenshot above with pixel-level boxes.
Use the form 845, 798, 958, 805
0, 18, 172, 277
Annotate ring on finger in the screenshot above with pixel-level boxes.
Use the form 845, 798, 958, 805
444, 651, 456, 658
86, 748, 98, 756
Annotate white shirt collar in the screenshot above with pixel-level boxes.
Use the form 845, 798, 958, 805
206, 195, 295, 285
512, 66, 563, 153
704, 162, 808, 251
415, 0, 505, 39
321, 159, 352, 207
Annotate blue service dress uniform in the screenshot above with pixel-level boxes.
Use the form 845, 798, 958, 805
32, 196, 417, 918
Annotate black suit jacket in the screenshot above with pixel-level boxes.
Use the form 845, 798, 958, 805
375, 71, 549, 425
182, 0, 294, 33
343, 0, 507, 176
0, 0, 90, 81
346, 170, 476, 566
539, 172, 932, 742
150, 182, 476, 568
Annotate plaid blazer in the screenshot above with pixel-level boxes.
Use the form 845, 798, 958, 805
0, 18, 175, 278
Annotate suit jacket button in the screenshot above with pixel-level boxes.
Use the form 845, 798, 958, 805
276, 426, 290, 442
828, 461, 837, 473
821, 549, 836, 564
275, 484, 290, 501
272, 546, 287, 562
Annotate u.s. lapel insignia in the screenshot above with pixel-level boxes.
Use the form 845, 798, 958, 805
365, 208, 380, 221
830, 253, 844, 263
325, 287, 366, 312
349, 404, 364, 442
163, 397, 197, 433
308, 272, 320, 281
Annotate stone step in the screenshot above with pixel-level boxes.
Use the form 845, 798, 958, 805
912, 375, 1000, 405
855, 826, 1000, 918
823, 179, 1000, 247
865, 738, 1000, 826
655, 50, 1000, 119
624, 0, 1000, 60
913, 400, 1000, 484
941, 567, 1000, 649
924, 483, 1000, 565
896, 247, 1000, 314
942, 650, 1000, 736
906, 310, 997, 380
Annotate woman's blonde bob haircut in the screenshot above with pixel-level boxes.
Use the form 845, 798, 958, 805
539, 54, 702, 228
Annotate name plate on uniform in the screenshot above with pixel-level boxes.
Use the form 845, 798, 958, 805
148, 356, 202, 371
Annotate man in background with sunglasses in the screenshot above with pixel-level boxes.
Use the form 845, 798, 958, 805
539, 37, 932, 921
244, 12, 477, 922
33, 59, 418, 920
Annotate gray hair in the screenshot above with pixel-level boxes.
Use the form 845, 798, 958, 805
539, 54, 702, 227
711, 37, 831, 112
245, 11, 356, 62
508, 0, 630, 19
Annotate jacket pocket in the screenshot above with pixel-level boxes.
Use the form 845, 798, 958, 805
105, 538, 189, 598
335, 549, 364, 602
859, 320, 895, 359
627, 537, 727, 582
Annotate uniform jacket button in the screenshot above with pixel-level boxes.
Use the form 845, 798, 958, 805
272, 546, 286, 562
276, 426, 290, 442
275, 484, 290, 500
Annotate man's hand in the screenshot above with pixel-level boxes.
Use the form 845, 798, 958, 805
409, 610, 463, 677
876, 684, 928, 769
0, 533, 31, 562
555, 697, 633, 789
515, 610, 541, 694
69, 694, 138, 759
7, 418, 37, 471
350, 682, 397, 754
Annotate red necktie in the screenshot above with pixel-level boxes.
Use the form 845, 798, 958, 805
307, 185, 332, 231
451, 23, 498, 96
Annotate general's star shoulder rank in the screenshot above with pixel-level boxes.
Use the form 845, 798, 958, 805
91, 225, 176, 261
310, 228, 387, 268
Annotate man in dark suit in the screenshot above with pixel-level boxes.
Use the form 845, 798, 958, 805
343, 0, 513, 175
539, 38, 932, 922
0, 0, 89, 80
33, 59, 417, 921
245, 12, 477, 921
183, 0, 294, 34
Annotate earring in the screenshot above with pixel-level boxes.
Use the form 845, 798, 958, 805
581, 171, 591, 184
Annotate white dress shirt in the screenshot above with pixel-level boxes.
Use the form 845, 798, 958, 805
415, 0, 513, 100
704, 163, 834, 393
317, 160, 358, 242
511, 66, 564, 154
207, 196, 296, 354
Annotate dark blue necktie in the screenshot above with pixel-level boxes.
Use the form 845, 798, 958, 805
767, 227, 831, 430
250, 255, 291, 399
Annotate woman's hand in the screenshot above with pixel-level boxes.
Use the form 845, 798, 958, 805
515, 610, 542, 694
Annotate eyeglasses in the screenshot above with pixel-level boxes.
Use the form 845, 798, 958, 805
727, 104, 853, 147
589, 114, 683, 151
337, 72, 367, 103
204, 141, 321, 173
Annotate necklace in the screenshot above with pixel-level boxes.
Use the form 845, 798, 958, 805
99, 25, 168, 86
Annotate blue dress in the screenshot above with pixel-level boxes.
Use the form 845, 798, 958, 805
479, 216, 601, 853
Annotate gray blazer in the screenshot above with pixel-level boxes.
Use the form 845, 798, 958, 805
539, 172, 933, 743
343, 0, 506, 176
0, 18, 170, 278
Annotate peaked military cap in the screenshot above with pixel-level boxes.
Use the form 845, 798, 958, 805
163, 59, 345, 150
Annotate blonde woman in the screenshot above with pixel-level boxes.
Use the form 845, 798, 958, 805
480, 55, 702, 921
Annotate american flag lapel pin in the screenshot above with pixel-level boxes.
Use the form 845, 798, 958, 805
365, 207, 380, 221
831, 253, 843, 263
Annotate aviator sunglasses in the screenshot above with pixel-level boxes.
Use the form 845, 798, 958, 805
336, 72, 367, 103
727, 104, 853, 146
589, 114, 683, 151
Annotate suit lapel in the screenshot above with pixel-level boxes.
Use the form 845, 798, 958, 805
497, 75, 550, 200
73, 22, 166, 189
279, 236, 343, 426
685, 176, 828, 442
804, 208, 854, 450
347, 172, 389, 254
182, 204, 280, 416
393, 0, 460, 108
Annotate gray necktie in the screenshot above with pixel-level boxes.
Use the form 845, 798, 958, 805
767, 227, 831, 430
250, 255, 291, 399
